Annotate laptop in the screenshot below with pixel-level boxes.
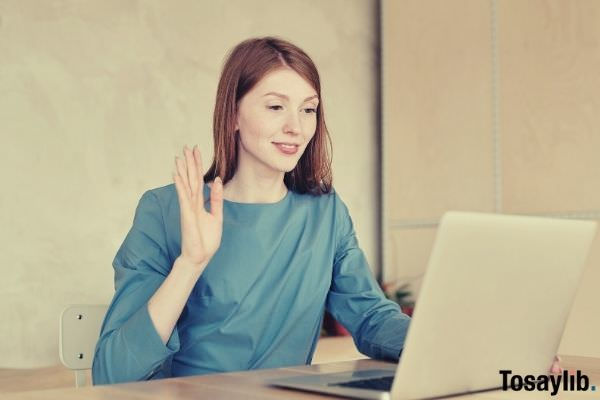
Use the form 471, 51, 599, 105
269, 211, 597, 399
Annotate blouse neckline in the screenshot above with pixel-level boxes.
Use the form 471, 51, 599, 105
205, 183, 291, 206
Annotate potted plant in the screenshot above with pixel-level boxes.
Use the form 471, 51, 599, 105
382, 282, 415, 316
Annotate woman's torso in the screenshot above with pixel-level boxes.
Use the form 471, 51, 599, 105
150, 183, 340, 376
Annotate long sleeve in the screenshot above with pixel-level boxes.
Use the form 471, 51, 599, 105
325, 193, 411, 362
92, 191, 181, 384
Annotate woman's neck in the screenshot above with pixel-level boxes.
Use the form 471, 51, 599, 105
210, 174, 288, 204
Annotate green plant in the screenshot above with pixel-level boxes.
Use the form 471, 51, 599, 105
382, 282, 415, 316
389, 284, 414, 307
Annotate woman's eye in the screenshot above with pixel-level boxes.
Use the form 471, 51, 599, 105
268, 105, 316, 114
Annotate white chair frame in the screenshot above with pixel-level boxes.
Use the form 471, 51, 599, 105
59, 304, 108, 387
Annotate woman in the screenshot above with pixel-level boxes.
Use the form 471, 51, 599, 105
91, 36, 410, 385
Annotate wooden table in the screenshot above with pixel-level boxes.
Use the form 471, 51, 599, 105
3, 355, 599, 399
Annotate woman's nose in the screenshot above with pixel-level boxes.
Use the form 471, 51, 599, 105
284, 110, 302, 134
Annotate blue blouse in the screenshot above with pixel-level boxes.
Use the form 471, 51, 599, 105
92, 183, 410, 384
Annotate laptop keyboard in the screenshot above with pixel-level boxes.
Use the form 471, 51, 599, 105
331, 375, 394, 391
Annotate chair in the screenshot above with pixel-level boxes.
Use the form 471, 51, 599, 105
59, 304, 108, 387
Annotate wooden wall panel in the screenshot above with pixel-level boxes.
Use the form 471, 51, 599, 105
382, 0, 600, 357
382, 0, 494, 294
499, 0, 600, 214
382, 0, 494, 224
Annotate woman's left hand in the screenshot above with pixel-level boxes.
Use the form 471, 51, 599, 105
550, 355, 562, 374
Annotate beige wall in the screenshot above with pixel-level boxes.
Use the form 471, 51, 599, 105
0, 0, 380, 367
382, 0, 600, 358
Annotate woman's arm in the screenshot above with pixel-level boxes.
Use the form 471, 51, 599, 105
325, 192, 411, 361
92, 191, 185, 384
150, 145, 223, 344
93, 146, 223, 384
147, 257, 206, 344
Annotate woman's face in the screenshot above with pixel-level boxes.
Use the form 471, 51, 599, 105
235, 67, 319, 176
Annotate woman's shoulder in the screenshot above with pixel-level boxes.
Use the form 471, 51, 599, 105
291, 187, 350, 225
138, 183, 178, 213
305, 185, 345, 206
146, 182, 177, 199
292, 185, 339, 206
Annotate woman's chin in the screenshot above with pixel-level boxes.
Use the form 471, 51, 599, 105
267, 159, 298, 173
282, 163, 299, 173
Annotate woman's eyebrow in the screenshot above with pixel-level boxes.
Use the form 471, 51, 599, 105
263, 92, 319, 102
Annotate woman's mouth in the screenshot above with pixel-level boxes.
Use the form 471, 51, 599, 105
273, 142, 299, 155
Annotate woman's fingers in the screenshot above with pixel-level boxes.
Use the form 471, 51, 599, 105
175, 156, 192, 199
176, 145, 217, 222
183, 145, 198, 199
193, 145, 205, 207
210, 176, 224, 221
193, 145, 204, 185
173, 172, 192, 217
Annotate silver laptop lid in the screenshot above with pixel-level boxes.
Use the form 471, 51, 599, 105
392, 211, 597, 399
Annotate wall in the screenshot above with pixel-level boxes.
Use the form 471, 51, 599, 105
0, 0, 380, 367
382, 0, 600, 358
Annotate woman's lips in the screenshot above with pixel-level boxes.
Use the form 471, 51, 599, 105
273, 142, 299, 155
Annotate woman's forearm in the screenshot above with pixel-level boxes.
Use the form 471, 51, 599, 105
147, 256, 208, 344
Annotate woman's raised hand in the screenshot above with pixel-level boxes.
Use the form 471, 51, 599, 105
173, 145, 224, 271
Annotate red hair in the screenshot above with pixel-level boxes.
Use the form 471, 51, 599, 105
204, 36, 333, 195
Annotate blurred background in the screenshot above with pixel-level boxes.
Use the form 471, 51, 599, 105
1, 0, 598, 388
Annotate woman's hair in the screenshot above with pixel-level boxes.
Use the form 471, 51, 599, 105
203, 36, 333, 195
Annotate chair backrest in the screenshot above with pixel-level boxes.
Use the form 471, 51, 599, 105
59, 304, 108, 387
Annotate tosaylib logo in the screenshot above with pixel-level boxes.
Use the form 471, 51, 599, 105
499, 369, 597, 396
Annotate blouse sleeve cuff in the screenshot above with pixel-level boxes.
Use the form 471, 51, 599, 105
368, 342, 404, 362
357, 315, 410, 362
